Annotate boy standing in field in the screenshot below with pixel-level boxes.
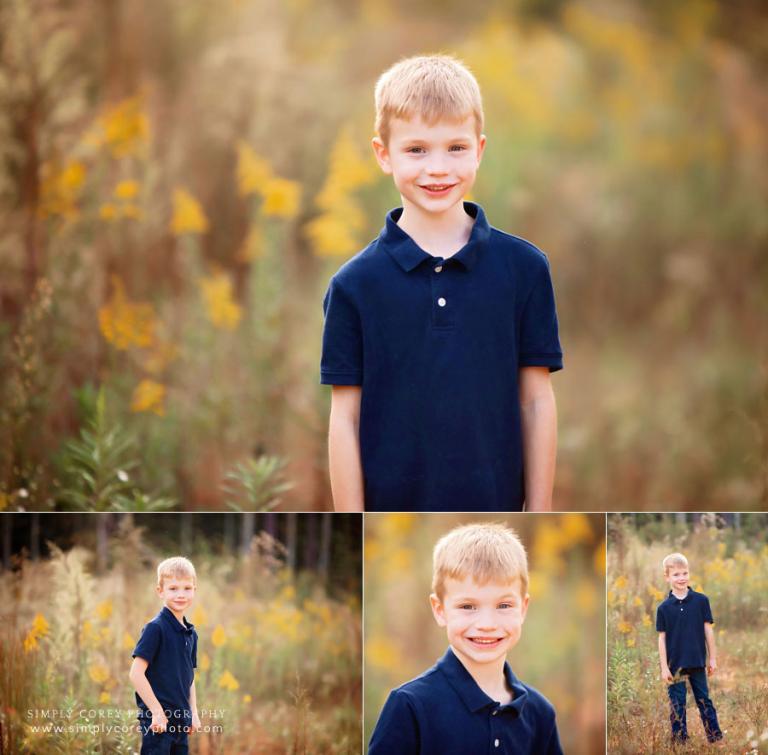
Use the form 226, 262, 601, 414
129, 556, 201, 754
368, 523, 562, 754
656, 552, 723, 745
321, 55, 562, 512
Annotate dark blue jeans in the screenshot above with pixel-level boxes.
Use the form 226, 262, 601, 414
667, 668, 722, 744
140, 723, 189, 755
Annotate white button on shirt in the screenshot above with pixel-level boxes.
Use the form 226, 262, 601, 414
434, 265, 443, 273
494, 739, 500, 748
437, 297, 446, 307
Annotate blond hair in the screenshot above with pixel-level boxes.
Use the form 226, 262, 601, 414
432, 523, 528, 600
374, 54, 484, 145
157, 556, 196, 588
662, 552, 689, 575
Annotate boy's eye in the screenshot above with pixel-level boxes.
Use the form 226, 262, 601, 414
449, 145, 467, 151
406, 146, 425, 154
498, 603, 514, 609
459, 604, 475, 610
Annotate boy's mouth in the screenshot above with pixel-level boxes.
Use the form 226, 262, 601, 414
467, 637, 504, 646
420, 183, 456, 195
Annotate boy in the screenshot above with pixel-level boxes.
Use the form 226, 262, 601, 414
321, 54, 562, 513
368, 523, 562, 754
656, 552, 723, 745
129, 556, 201, 754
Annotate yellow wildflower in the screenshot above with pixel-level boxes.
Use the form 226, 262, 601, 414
560, 513, 593, 544
237, 225, 264, 262
261, 177, 301, 219
200, 653, 211, 671
617, 620, 633, 634
218, 670, 240, 691
211, 625, 227, 648
94, 97, 149, 158
642, 614, 652, 628
191, 605, 208, 627
32, 613, 50, 637
122, 632, 135, 650
613, 575, 628, 590
199, 272, 242, 330
39, 159, 86, 219
99, 692, 111, 704
633, 596, 643, 607
305, 211, 362, 258
236, 142, 273, 196
626, 636, 636, 647
170, 188, 209, 235
98, 277, 157, 350
366, 637, 400, 670
23, 633, 39, 652
243, 694, 252, 703
114, 180, 140, 199
131, 380, 166, 416
99, 203, 119, 221
95, 600, 113, 621
88, 664, 110, 684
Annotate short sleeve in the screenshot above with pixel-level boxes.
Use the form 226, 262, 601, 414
321, 277, 363, 386
368, 689, 420, 755
519, 256, 563, 372
191, 631, 198, 668
132, 622, 161, 663
545, 716, 564, 755
655, 605, 666, 632
702, 596, 714, 624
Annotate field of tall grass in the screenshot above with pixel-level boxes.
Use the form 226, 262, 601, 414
364, 513, 606, 755
607, 514, 768, 754
0, 520, 361, 754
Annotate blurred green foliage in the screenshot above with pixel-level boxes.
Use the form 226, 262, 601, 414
0, 0, 766, 510
364, 513, 606, 755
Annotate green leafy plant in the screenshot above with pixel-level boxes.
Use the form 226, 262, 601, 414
222, 455, 293, 512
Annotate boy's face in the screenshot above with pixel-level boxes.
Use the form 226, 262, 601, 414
157, 575, 196, 615
665, 565, 689, 592
372, 115, 486, 218
430, 575, 529, 672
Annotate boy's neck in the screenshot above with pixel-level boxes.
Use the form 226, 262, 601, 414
450, 645, 513, 705
671, 586, 689, 599
396, 199, 475, 258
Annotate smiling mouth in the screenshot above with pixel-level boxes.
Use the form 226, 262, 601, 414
468, 637, 504, 646
420, 183, 456, 192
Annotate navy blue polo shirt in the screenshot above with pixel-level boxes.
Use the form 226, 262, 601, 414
369, 647, 562, 755
132, 607, 197, 721
321, 202, 562, 512
656, 588, 714, 674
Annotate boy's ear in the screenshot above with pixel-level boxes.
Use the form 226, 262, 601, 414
520, 593, 530, 623
477, 134, 487, 163
429, 593, 447, 627
371, 136, 393, 175
155, 584, 163, 596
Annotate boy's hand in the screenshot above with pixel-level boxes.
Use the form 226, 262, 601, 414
150, 708, 168, 733
189, 712, 202, 734
661, 667, 674, 683
708, 659, 717, 675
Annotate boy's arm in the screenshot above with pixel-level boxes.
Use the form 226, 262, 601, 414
657, 633, 673, 682
704, 622, 717, 674
329, 385, 364, 512
519, 367, 557, 511
189, 680, 201, 731
129, 657, 168, 732
368, 690, 419, 755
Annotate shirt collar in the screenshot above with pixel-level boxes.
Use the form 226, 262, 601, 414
379, 202, 490, 273
667, 588, 693, 603
159, 606, 195, 633
437, 646, 529, 716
